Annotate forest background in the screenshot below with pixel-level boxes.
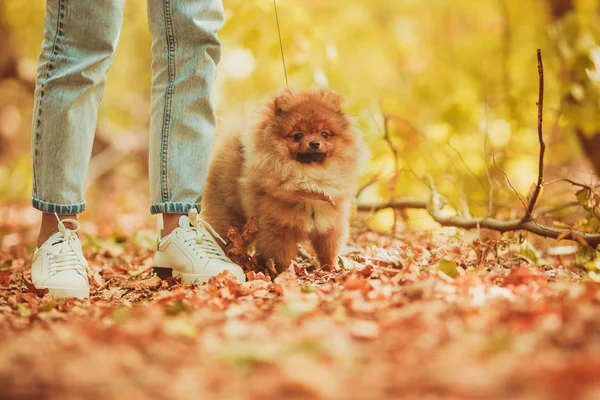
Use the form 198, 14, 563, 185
2, 0, 600, 241
5, 2, 600, 399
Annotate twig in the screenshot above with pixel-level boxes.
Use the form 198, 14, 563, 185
384, 114, 423, 138
382, 115, 400, 175
459, 190, 473, 219
356, 169, 384, 198
377, 266, 403, 274
273, 0, 288, 86
427, 175, 443, 211
382, 115, 400, 233
357, 197, 428, 212
492, 154, 528, 212
383, 113, 445, 172
357, 194, 600, 246
536, 201, 579, 216
522, 49, 545, 222
543, 178, 594, 191
483, 98, 494, 217
447, 141, 485, 189
357, 50, 600, 247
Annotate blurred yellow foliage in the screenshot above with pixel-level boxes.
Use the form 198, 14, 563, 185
2, 0, 600, 230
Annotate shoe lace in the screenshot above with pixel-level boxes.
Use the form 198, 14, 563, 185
180, 210, 230, 262
47, 214, 91, 275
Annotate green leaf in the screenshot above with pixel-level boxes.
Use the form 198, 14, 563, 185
332, 305, 347, 322
37, 300, 57, 313
575, 245, 597, 269
15, 303, 31, 317
164, 300, 191, 316
218, 342, 275, 368
300, 284, 315, 293
339, 256, 355, 270
163, 317, 198, 338
438, 259, 458, 278
482, 334, 513, 356
576, 188, 592, 210
111, 307, 131, 323
520, 241, 539, 264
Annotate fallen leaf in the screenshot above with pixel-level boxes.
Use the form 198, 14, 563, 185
344, 275, 370, 293
293, 262, 308, 276
520, 241, 539, 264
556, 230, 573, 242
15, 302, 31, 317
246, 271, 271, 282
37, 300, 57, 312
438, 259, 458, 278
350, 320, 380, 340
19, 273, 48, 297
125, 275, 161, 289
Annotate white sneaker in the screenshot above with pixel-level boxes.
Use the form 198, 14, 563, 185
152, 209, 246, 284
31, 216, 90, 299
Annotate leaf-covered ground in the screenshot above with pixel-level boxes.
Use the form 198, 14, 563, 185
1, 204, 600, 400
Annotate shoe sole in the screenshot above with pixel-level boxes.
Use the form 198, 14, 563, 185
152, 266, 244, 284
44, 286, 89, 299
153, 266, 173, 280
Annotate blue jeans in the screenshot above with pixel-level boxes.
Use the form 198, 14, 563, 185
31, 0, 224, 215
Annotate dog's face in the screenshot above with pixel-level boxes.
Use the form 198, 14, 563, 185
261, 88, 357, 166
286, 119, 332, 164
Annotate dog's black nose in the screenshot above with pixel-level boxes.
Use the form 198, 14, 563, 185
309, 141, 320, 149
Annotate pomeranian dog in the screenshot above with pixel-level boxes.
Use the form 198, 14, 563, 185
201, 88, 367, 272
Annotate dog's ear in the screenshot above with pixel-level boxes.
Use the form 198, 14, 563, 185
319, 88, 343, 113
273, 88, 295, 115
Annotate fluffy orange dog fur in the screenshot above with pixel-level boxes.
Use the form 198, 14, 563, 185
201, 88, 367, 271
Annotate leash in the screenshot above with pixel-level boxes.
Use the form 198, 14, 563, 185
273, 0, 288, 86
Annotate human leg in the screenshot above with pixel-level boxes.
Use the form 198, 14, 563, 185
30, 0, 125, 297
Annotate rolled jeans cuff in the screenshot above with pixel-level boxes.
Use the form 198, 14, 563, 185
150, 202, 201, 215
32, 197, 86, 214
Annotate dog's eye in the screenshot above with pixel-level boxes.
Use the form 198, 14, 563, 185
293, 133, 303, 141
321, 132, 329, 139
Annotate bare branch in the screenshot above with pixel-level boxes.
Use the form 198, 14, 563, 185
382, 115, 400, 174
357, 197, 428, 212
426, 210, 600, 247
356, 168, 385, 198
384, 114, 423, 138
483, 103, 494, 217
543, 178, 594, 191
446, 141, 485, 189
522, 49, 546, 222
381, 115, 401, 233
357, 195, 600, 246
492, 154, 528, 212
537, 201, 579, 216
357, 50, 600, 247
383, 114, 445, 172
459, 190, 473, 219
